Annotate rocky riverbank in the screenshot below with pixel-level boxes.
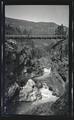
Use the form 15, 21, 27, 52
6, 68, 65, 115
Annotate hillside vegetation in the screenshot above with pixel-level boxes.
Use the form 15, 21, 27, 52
5, 17, 68, 35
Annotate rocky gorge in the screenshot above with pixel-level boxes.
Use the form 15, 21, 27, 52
4, 17, 69, 115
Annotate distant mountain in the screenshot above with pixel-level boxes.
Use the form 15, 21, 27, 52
5, 17, 68, 35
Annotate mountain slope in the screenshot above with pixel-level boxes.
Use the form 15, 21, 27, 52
5, 17, 59, 35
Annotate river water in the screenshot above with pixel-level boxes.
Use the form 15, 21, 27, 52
6, 88, 58, 115
6, 101, 32, 114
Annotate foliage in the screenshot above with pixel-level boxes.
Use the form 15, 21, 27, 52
5, 24, 22, 35
5, 37, 44, 89
55, 24, 67, 36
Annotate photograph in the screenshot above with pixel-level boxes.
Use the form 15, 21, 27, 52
4, 5, 69, 115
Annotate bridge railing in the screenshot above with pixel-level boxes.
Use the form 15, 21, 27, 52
5, 34, 67, 39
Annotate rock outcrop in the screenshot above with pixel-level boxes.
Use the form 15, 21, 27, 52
8, 82, 19, 99
51, 82, 69, 115
39, 82, 58, 101
19, 79, 42, 102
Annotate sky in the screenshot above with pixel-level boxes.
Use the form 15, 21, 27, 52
5, 5, 69, 27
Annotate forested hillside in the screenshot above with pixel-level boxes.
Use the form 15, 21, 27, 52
5, 17, 68, 35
